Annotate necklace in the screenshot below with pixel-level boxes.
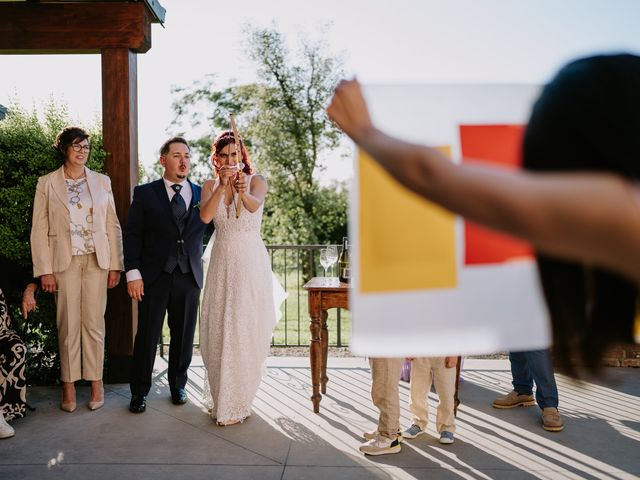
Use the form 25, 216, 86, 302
64, 167, 86, 181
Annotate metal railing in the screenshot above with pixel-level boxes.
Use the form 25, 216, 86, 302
159, 244, 349, 354
267, 244, 348, 348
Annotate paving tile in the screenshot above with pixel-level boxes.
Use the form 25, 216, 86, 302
2, 357, 638, 480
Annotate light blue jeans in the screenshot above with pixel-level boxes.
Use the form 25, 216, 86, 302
509, 349, 559, 409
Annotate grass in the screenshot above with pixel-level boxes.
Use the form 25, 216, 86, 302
272, 270, 351, 347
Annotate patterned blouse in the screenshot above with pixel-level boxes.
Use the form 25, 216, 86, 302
65, 178, 96, 256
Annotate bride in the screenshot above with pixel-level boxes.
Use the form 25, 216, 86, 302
198, 130, 284, 426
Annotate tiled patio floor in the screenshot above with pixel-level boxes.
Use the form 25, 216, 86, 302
2, 357, 639, 479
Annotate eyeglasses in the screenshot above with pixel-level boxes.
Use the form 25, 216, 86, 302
71, 144, 91, 152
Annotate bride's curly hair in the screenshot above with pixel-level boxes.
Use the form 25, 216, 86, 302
210, 130, 253, 176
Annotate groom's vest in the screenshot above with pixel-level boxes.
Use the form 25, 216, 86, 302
163, 208, 190, 274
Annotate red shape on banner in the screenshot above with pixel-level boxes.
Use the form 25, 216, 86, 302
460, 125, 533, 265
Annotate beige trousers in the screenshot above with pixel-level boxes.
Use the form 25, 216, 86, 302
409, 357, 456, 433
55, 253, 108, 382
370, 357, 403, 439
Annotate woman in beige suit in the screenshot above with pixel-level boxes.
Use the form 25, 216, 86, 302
31, 126, 123, 412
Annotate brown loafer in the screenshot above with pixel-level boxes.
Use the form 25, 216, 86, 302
542, 407, 564, 432
492, 390, 536, 409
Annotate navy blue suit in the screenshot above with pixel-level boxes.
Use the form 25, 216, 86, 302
124, 179, 212, 396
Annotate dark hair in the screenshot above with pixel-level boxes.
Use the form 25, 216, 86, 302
210, 130, 253, 176
522, 53, 640, 374
160, 136, 190, 156
53, 126, 90, 161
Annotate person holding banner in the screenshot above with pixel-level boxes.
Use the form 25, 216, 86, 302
198, 130, 283, 426
327, 53, 640, 378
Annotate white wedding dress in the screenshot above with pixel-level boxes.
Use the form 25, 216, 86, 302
200, 177, 285, 423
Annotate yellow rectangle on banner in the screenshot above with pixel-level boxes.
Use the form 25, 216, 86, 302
359, 147, 457, 293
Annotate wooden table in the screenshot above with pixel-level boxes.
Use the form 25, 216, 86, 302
303, 277, 349, 413
303, 277, 462, 415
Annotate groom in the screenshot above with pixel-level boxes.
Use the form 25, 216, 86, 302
124, 137, 212, 413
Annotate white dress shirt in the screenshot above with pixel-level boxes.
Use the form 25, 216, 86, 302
162, 177, 193, 206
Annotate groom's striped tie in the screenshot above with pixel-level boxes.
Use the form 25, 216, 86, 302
170, 184, 187, 220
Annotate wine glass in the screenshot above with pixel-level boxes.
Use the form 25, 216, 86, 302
325, 245, 339, 275
319, 249, 332, 277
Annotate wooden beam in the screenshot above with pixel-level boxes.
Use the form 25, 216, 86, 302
0, 3, 152, 53
102, 47, 138, 381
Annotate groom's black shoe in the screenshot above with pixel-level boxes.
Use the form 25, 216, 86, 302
170, 388, 187, 405
129, 395, 146, 413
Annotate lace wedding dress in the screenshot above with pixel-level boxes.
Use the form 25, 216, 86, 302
200, 177, 285, 424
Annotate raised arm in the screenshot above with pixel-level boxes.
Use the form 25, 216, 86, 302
200, 178, 225, 223
237, 174, 267, 213
328, 79, 640, 284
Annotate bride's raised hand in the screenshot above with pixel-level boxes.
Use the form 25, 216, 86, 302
218, 165, 236, 186
234, 172, 247, 194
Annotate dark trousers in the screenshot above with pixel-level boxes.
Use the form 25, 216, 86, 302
509, 349, 559, 409
130, 270, 200, 396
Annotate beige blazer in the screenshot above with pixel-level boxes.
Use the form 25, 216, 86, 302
30, 166, 124, 277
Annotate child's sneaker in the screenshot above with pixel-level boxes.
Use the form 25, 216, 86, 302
402, 424, 425, 439
439, 431, 455, 444
359, 434, 402, 455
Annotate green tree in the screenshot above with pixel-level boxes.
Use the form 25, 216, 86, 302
170, 25, 348, 246
0, 100, 106, 384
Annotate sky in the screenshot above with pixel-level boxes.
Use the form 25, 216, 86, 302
1, 0, 640, 182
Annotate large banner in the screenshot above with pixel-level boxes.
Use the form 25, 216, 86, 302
350, 84, 551, 357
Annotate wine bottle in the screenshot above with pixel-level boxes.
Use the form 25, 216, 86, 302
338, 236, 351, 283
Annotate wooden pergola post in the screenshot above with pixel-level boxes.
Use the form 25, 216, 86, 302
102, 47, 140, 381
0, 0, 165, 383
